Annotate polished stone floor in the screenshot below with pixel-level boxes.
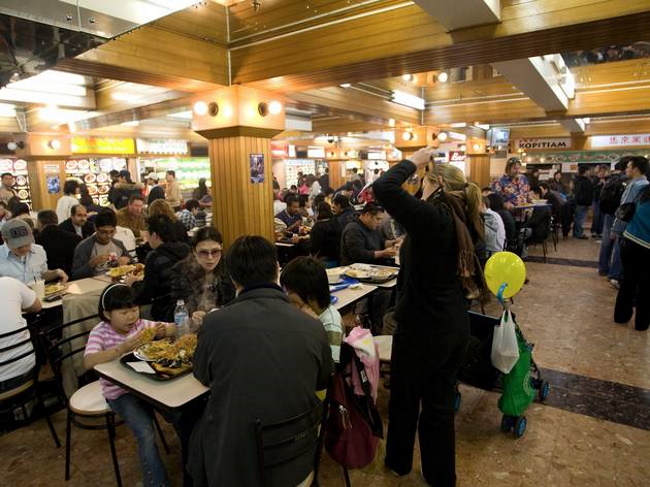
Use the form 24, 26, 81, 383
1, 236, 649, 486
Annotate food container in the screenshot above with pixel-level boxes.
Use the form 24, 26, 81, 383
326, 268, 344, 284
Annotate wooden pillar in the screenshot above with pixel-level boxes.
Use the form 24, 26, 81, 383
467, 155, 491, 187
206, 134, 274, 248
193, 87, 285, 248
328, 159, 343, 190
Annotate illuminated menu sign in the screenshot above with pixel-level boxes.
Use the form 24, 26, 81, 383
591, 134, 650, 148
71, 137, 135, 154
136, 138, 189, 155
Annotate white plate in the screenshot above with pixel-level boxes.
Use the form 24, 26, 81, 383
133, 347, 152, 361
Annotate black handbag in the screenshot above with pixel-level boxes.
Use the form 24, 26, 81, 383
615, 202, 636, 222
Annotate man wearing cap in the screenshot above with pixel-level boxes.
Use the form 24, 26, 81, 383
144, 172, 159, 198
340, 202, 398, 266
0, 219, 68, 284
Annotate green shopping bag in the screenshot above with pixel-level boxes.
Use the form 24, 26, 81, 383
498, 328, 535, 417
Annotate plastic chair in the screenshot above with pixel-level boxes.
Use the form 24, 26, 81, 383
0, 326, 60, 448
255, 401, 324, 487
39, 315, 169, 486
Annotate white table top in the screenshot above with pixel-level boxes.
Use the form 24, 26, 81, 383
332, 283, 377, 311
41, 276, 112, 310
95, 359, 209, 411
374, 335, 393, 362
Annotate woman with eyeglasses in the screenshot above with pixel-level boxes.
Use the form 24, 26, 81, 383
373, 147, 486, 487
170, 226, 235, 329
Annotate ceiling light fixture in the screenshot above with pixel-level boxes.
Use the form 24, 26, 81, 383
268, 100, 283, 115
437, 71, 449, 83
436, 131, 449, 142
473, 143, 481, 151
402, 131, 414, 141
460, 144, 466, 151
340, 83, 352, 88
48, 140, 61, 150
193, 101, 208, 116
6, 141, 24, 151
391, 90, 425, 110
402, 74, 413, 82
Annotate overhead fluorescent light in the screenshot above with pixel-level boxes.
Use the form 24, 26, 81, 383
391, 90, 425, 110
168, 111, 193, 120
447, 131, 467, 141
0, 103, 16, 117
340, 83, 352, 88
450, 122, 467, 128
121, 121, 140, 127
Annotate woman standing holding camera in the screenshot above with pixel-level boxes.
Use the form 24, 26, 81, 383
373, 147, 485, 487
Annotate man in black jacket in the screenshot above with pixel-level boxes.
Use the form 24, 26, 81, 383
35, 210, 81, 279
340, 202, 396, 266
572, 165, 593, 239
126, 214, 189, 321
59, 204, 94, 238
188, 236, 332, 486
332, 193, 356, 229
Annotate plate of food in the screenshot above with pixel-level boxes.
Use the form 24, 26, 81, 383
13, 160, 27, 171
98, 184, 110, 194
44, 283, 67, 296
87, 185, 98, 195
17, 189, 29, 199
106, 263, 144, 278
131, 334, 198, 379
345, 268, 372, 279
96, 173, 108, 183
15, 175, 27, 186
77, 159, 90, 170
84, 173, 96, 184
346, 265, 397, 283
0, 159, 12, 172
65, 160, 78, 171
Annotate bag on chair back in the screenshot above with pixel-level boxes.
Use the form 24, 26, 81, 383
323, 342, 383, 469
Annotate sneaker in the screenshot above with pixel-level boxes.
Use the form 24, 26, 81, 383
610, 279, 620, 290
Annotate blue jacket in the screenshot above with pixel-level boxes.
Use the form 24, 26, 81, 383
624, 198, 650, 250
613, 176, 649, 235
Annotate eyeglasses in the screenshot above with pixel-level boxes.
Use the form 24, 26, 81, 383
96, 228, 116, 237
196, 249, 222, 259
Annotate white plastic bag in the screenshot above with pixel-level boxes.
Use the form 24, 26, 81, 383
491, 309, 520, 374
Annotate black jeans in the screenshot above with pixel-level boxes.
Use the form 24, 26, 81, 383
385, 323, 469, 486
615, 239, 650, 331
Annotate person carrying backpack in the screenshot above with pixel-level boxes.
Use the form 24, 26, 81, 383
571, 166, 593, 239
598, 157, 630, 279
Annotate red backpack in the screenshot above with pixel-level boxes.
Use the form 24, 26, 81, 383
323, 343, 383, 469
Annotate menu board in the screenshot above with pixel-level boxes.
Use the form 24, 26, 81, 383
65, 158, 127, 206
0, 158, 32, 208
284, 159, 317, 187
137, 157, 210, 191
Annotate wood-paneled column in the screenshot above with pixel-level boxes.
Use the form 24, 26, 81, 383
193, 87, 285, 248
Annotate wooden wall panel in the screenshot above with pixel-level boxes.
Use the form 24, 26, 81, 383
425, 98, 545, 124
209, 136, 274, 249
154, 3, 228, 45
467, 155, 491, 187
27, 160, 66, 212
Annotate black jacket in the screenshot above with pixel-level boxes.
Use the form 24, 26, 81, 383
59, 218, 94, 239
310, 218, 341, 262
573, 175, 593, 206
189, 285, 332, 486
335, 207, 357, 230
496, 209, 517, 243
133, 241, 190, 320
35, 225, 82, 278
373, 160, 468, 334
339, 219, 387, 266
110, 182, 143, 209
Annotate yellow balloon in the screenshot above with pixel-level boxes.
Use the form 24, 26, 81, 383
484, 251, 527, 299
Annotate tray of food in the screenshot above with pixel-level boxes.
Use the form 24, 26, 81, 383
344, 265, 397, 283
44, 283, 67, 296
123, 334, 198, 380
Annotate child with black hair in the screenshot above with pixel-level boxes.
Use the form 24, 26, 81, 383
280, 256, 343, 362
84, 284, 176, 486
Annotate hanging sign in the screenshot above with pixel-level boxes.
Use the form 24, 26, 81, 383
449, 151, 466, 162
515, 138, 572, 150
71, 137, 135, 154
136, 138, 188, 155
591, 134, 650, 148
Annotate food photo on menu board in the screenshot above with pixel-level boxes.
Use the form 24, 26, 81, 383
250, 153, 264, 183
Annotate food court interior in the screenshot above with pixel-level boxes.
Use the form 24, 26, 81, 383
1, 1, 649, 485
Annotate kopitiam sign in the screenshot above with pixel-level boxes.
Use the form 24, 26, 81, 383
590, 134, 650, 148
515, 138, 572, 150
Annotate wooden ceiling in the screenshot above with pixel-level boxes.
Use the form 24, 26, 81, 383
2, 0, 650, 139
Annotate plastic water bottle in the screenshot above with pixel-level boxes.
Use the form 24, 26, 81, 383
173, 299, 190, 338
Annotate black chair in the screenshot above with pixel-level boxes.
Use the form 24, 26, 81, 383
39, 315, 170, 487
0, 326, 60, 447
255, 401, 325, 487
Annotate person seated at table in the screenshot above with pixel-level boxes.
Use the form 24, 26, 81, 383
71, 209, 131, 280
275, 194, 303, 234
171, 226, 235, 328
521, 204, 552, 247
0, 276, 42, 394
116, 194, 146, 238
60, 204, 94, 238
310, 202, 341, 268
280, 256, 344, 363
188, 236, 332, 486
0, 201, 11, 229
0, 219, 68, 284
35, 210, 81, 279
481, 197, 505, 256
126, 214, 190, 321
10, 202, 36, 230
532, 183, 572, 237
83, 284, 176, 487
147, 199, 189, 244
332, 193, 356, 230
491, 157, 531, 210
340, 202, 397, 266
487, 193, 517, 250
78, 184, 103, 217
176, 199, 201, 231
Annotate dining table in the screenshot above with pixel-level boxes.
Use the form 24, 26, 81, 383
41, 275, 113, 310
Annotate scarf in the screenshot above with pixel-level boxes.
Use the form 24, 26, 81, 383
433, 189, 490, 303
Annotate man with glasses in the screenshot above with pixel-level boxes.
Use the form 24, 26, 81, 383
72, 209, 131, 279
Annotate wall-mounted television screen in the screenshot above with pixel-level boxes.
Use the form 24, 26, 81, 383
488, 127, 510, 147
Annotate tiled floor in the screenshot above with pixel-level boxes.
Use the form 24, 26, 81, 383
1, 236, 649, 486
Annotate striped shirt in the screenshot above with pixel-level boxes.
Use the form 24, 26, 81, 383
318, 305, 344, 363
84, 319, 157, 400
